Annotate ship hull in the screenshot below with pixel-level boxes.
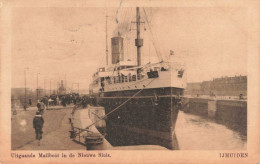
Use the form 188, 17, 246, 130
97, 87, 183, 150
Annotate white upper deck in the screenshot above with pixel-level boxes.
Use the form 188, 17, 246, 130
89, 58, 186, 95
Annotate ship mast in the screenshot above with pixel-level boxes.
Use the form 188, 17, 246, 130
135, 7, 143, 66
106, 15, 109, 66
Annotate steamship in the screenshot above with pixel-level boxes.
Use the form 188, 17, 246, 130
89, 7, 187, 149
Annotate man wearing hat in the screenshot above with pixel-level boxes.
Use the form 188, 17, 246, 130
33, 111, 44, 145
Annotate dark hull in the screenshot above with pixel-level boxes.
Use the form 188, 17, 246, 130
97, 87, 183, 150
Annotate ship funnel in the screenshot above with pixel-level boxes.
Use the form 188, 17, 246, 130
111, 35, 124, 64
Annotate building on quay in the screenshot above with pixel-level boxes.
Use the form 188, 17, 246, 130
185, 75, 247, 97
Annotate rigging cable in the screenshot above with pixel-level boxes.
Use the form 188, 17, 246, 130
149, 8, 169, 61
142, 8, 164, 62
147, 7, 167, 61
149, 32, 151, 64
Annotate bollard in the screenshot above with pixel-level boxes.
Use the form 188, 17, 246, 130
69, 130, 76, 139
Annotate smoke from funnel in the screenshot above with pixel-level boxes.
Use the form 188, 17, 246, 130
113, 20, 131, 37
113, 7, 134, 37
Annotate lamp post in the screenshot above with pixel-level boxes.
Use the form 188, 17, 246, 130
53, 79, 56, 94
24, 67, 29, 110
50, 79, 52, 95
36, 73, 40, 100
44, 78, 46, 96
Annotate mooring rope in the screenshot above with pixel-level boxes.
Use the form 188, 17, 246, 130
85, 78, 156, 129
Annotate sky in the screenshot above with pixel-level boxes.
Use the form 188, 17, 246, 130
11, 7, 247, 90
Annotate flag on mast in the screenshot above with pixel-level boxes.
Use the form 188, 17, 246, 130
170, 50, 174, 55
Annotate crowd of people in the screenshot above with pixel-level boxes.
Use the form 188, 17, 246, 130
37, 93, 96, 110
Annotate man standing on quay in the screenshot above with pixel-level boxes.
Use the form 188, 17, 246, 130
33, 111, 44, 146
